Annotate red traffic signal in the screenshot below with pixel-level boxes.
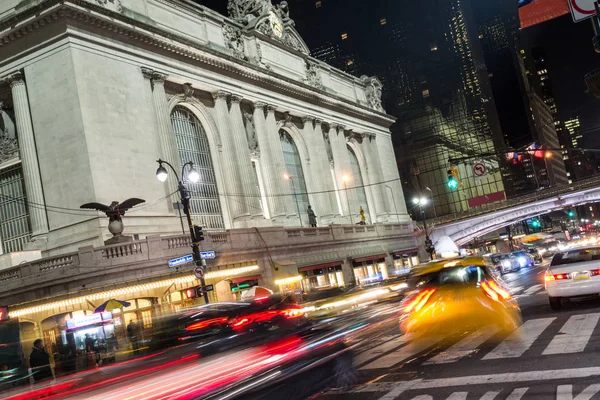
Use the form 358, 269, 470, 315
0, 306, 8, 321
185, 288, 197, 299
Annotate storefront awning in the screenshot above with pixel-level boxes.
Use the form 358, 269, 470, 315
392, 248, 419, 257
231, 275, 261, 284
298, 261, 343, 272
353, 254, 387, 263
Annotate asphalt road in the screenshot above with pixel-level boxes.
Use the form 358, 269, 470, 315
315, 260, 600, 400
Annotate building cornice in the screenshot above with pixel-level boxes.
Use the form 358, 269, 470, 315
0, 0, 395, 128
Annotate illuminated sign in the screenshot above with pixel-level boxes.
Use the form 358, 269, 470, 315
519, 0, 570, 29
66, 312, 112, 330
168, 254, 193, 268
0, 306, 8, 321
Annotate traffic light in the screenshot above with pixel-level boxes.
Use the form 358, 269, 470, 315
184, 287, 198, 299
531, 219, 540, 228
568, 210, 575, 218
193, 225, 204, 243
447, 167, 459, 190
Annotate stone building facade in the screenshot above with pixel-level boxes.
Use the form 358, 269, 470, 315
0, 0, 415, 352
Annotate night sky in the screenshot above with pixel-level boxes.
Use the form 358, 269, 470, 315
195, 1, 599, 149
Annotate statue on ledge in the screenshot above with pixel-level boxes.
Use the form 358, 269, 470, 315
80, 198, 145, 244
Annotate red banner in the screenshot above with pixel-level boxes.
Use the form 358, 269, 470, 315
468, 191, 506, 208
519, 0, 570, 29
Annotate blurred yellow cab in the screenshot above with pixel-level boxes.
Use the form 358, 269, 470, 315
400, 256, 522, 342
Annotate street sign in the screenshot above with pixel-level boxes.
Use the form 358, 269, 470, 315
569, 0, 597, 22
472, 162, 487, 179
199, 284, 214, 293
200, 251, 216, 259
193, 266, 205, 279
168, 254, 193, 268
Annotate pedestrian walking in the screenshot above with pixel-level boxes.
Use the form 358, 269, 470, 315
29, 339, 54, 383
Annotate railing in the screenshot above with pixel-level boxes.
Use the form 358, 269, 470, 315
427, 175, 600, 227
0, 222, 414, 295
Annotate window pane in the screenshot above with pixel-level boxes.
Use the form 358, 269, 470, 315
171, 107, 225, 230
279, 131, 310, 225
0, 164, 31, 253
347, 147, 370, 222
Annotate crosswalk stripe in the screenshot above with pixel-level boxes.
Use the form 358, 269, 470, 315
360, 336, 442, 370
354, 336, 406, 366
506, 388, 528, 400
482, 317, 555, 360
424, 328, 499, 365
542, 313, 600, 355
523, 284, 544, 295
480, 391, 501, 400
510, 286, 524, 294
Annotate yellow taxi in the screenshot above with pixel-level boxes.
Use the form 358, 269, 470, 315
399, 256, 522, 342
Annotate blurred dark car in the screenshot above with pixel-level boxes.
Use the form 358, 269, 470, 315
149, 295, 310, 352
525, 248, 543, 263
511, 251, 535, 268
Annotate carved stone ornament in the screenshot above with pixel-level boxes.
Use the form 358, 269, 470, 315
227, 0, 272, 24
305, 60, 324, 89
275, 1, 290, 23
320, 124, 334, 168
223, 25, 246, 59
0, 104, 18, 164
243, 110, 259, 156
361, 75, 384, 112
94, 0, 123, 13
183, 83, 194, 100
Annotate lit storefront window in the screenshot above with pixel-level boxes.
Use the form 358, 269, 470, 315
352, 256, 389, 284
391, 250, 420, 276
300, 263, 345, 292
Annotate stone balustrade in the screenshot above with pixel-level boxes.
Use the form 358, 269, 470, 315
0, 224, 412, 298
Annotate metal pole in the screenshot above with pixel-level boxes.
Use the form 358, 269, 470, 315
179, 180, 209, 304
290, 177, 302, 227
426, 187, 438, 219
421, 205, 434, 260
158, 159, 209, 304
529, 153, 540, 189
344, 181, 353, 225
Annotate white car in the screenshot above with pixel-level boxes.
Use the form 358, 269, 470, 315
545, 246, 600, 311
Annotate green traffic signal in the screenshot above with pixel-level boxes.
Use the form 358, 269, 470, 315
531, 219, 540, 228
447, 177, 459, 189
568, 210, 575, 218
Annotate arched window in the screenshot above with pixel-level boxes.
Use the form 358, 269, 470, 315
171, 107, 225, 230
348, 146, 370, 223
280, 130, 309, 224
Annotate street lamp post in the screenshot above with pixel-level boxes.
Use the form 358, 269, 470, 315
385, 184, 399, 221
425, 187, 437, 219
343, 176, 353, 225
284, 174, 302, 227
413, 197, 435, 260
156, 158, 209, 304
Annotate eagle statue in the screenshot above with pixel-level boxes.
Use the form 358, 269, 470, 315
80, 198, 145, 240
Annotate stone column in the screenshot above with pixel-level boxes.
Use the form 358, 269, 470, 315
362, 134, 389, 222
253, 102, 287, 220
229, 95, 263, 219
303, 117, 336, 222
329, 123, 359, 222
213, 91, 248, 225
142, 68, 179, 208
147, 70, 179, 167
378, 134, 409, 221
8, 72, 49, 237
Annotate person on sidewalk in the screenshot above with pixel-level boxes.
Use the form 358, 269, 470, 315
29, 339, 54, 383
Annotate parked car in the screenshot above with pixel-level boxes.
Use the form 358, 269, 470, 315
545, 246, 600, 311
